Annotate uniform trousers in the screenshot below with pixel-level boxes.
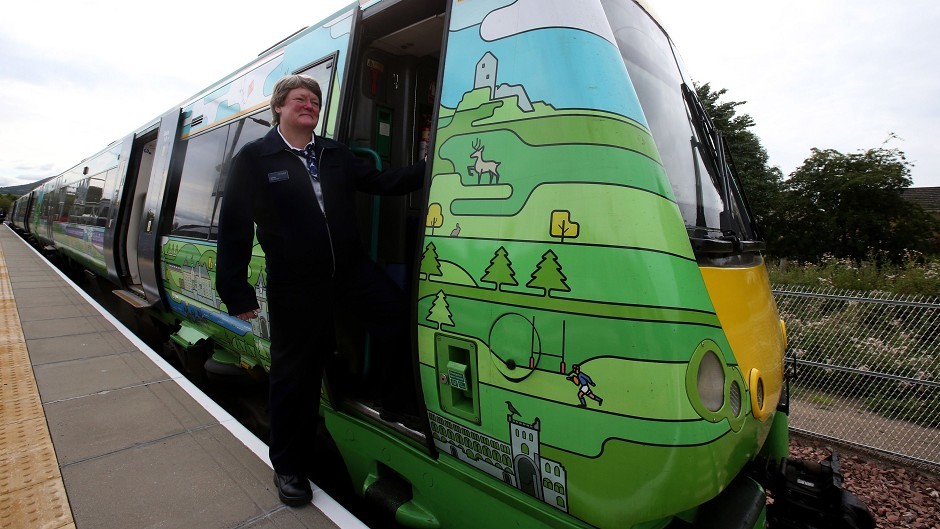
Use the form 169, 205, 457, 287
266, 257, 413, 475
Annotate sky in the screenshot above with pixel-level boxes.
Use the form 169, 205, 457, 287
1, 0, 938, 190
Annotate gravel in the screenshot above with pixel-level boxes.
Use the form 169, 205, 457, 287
789, 435, 940, 528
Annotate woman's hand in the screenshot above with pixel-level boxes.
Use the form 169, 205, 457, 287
235, 309, 260, 321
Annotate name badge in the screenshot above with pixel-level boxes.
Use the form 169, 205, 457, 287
268, 170, 289, 183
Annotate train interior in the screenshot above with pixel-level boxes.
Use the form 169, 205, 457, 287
328, 0, 447, 427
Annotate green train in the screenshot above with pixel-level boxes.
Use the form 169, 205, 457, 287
9, 1, 874, 527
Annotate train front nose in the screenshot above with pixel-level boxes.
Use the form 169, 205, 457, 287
698, 259, 786, 424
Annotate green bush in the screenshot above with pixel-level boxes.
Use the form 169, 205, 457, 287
769, 252, 940, 297
772, 259, 939, 428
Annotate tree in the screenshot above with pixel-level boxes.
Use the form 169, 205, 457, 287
426, 203, 444, 235
481, 246, 518, 291
420, 242, 443, 280
550, 210, 579, 243
428, 290, 454, 329
526, 250, 570, 296
696, 83, 784, 246
0, 193, 17, 217
778, 147, 938, 263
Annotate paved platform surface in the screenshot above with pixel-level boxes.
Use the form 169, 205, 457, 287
0, 225, 361, 529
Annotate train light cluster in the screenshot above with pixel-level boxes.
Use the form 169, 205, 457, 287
686, 339, 748, 432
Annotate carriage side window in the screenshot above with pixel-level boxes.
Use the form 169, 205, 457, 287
97, 168, 119, 227
208, 114, 271, 238
298, 56, 335, 138
68, 172, 106, 226
67, 177, 86, 224
170, 125, 231, 239
59, 178, 78, 223
85, 173, 106, 226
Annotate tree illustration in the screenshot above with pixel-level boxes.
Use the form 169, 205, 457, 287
428, 289, 454, 329
550, 210, 580, 243
481, 246, 518, 291
426, 203, 444, 235
420, 242, 443, 280
526, 250, 570, 296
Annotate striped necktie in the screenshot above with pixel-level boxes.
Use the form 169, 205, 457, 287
291, 144, 319, 181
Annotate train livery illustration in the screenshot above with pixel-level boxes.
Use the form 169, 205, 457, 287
9, 1, 874, 527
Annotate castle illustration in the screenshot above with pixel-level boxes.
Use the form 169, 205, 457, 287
475, 52, 533, 112
250, 272, 271, 357
167, 255, 271, 355
178, 257, 220, 308
428, 408, 569, 512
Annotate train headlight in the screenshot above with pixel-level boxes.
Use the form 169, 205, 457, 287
749, 368, 771, 420
687, 339, 749, 431
697, 350, 725, 413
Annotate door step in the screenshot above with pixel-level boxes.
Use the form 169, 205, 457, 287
112, 288, 153, 309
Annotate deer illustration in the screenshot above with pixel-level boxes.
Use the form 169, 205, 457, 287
468, 139, 501, 184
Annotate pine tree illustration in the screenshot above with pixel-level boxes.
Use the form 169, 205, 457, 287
526, 250, 570, 296
428, 290, 454, 329
481, 246, 518, 291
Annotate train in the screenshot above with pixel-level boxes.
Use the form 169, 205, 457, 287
8, 1, 875, 527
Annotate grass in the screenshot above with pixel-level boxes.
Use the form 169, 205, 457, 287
768, 252, 940, 297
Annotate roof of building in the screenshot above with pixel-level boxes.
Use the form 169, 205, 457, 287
903, 187, 940, 212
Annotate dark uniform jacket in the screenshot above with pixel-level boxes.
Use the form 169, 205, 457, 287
215, 126, 425, 316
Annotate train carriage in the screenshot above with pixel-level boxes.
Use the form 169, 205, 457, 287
9, 1, 875, 528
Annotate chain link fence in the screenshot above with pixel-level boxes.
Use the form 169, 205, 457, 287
771, 285, 940, 469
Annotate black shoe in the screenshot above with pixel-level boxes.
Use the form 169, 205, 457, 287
273, 473, 312, 506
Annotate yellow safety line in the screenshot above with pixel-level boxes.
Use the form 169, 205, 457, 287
0, 237, 76, 529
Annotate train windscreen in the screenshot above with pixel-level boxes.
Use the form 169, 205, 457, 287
603, 0, 761, 252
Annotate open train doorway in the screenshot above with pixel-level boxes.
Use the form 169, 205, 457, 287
347, 0, 445, 290
329, 0, 446, 428
113, 129, 157, 303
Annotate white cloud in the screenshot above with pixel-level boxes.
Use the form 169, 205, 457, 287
654, 0, 940, 186
481, 0, 616, 44
0, 0, 353, 188
2, 0, 939, 189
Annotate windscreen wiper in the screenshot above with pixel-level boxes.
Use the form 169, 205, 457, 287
681, 84, 763, 253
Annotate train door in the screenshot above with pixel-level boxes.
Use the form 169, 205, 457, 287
22, 190, 39, 235
111, 110, 181, 309
36, 180, 57, 247
109, 127, 156, 294
327, 0, 446, 429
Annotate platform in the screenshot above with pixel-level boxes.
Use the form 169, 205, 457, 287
0, 225, 364, 529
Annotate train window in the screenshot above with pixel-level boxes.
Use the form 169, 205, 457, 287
86, 176, 105, 225
60, 179, 78, 223
98, 168, 120, 227
68, 178, 86, 224
603, 1, 752, 243
73, 173, 106, 226
171, 125, 230, 239
295, 56, 335, 138
208, 114, 271, 237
